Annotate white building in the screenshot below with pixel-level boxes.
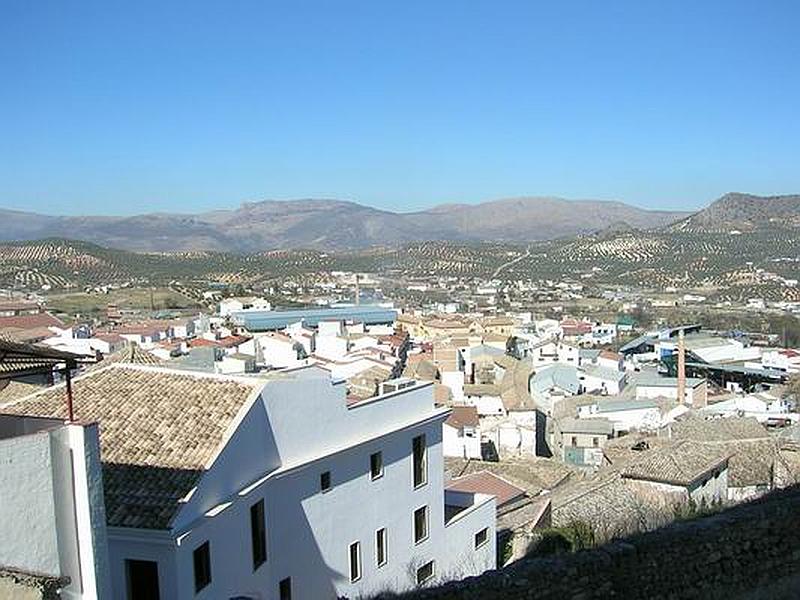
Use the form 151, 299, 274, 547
219, 296, 272, 318
1, 364, 495, 599
579, 399, 662, 435
443, 406, 482, 459
0, 415, 112, 599
636, 376, 708, 407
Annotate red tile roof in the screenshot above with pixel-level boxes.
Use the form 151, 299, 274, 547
446, 405, 479, 429
0, 312, 64, 331
447, 471, 527, 507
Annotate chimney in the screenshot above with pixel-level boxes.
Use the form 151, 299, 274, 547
355, 274, 360, 306
677, 329, 686, 404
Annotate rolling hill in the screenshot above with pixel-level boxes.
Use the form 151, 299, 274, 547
0, 197, 687, 252
670, 193, 800, 232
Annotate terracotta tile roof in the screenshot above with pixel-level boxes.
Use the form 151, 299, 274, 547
621, 440, 729, 487
0, 364, 260, 529
0, 312, 64, 332
446, 405, 479, 429
97, 344, 164, 367
667, 416, 769, 442
190, 335, 250, 349
447, 471, 527, 507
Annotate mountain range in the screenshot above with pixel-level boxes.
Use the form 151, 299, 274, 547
1, 193, 796, 252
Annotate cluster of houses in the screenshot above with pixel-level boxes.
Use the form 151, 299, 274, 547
2, 292, 800, 599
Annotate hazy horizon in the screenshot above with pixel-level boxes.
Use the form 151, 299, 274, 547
2, 1, 799, 216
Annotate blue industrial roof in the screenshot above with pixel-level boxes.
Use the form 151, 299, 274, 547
232, 306, 397, 331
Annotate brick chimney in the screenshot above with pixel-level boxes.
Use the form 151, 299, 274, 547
677, 329, 686, 404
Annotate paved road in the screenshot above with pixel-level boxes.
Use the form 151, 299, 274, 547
491, 246, 531, 279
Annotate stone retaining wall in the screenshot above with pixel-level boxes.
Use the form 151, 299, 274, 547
402, 486, 800, 600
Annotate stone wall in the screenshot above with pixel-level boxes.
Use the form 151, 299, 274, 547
402, 486, 800, 600
0, 568, 68, 600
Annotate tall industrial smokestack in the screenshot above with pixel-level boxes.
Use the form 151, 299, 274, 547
355, 274, 360, 306
677, 329, 686, 405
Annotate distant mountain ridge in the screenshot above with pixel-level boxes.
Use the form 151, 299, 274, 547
0, 196, 690, 252
670, 193, 800, 232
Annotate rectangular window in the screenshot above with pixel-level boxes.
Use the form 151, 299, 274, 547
376, 527, 387, 567
125, 559, 160, 600
413, 506, 428, 544
592, 437, 599, 448
416, 560, 435, 585
193, 541, 211, 593
474, 527, 489, 549
349, 541, 362, 582
250, 499, 267, 570
412, 434, 427, 487
571, 436, 578, 447
370, 451, 383, 480
320, 470, 331, 493
279, 577, 292, 600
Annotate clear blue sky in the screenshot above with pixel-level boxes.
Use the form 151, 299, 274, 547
2, 0, 799, 215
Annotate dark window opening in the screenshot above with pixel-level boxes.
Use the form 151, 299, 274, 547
413, 434, 427, 487
474, 527, 489, 549
126, 559, 160, 600
250, 499, 267, 570
349, 541, 361, 582
376, 527, 387, 567
279, 577, 292, 600
414, 506, 428, 544
370, 451, 383, 480
416, 560, 435, 584
320, 470, 331, 492
193, 541, 211, 593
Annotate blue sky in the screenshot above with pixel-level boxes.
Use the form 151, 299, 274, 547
1, 0, 798, 215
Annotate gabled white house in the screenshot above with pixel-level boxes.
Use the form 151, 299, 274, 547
1, 364, 496, 599
443, 405, 482, 459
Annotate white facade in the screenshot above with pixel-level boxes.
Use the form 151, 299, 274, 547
107, 373, 496, 599
442, 422, 482, 459
0, 417, 112, 599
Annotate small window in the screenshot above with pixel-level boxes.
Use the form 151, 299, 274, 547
370, 451, 383, 480
592, 437, 599, 448
474, 527, 489, 549
320, 470, 331, 493
413, 434, 427, 487
250, 499, 267, 570
279, 577, 292, 600
376, 527, 387, 567
416, 560, 435, 585
193, 541, 211, 593
571, 436, 578, 447
413, 506, 428, 544
349, 541, 362, 582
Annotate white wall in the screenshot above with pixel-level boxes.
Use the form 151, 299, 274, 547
106, 374, 495, 599
0, 422, 111, 600
443, 423, 482, 459
0, 431, 60, 575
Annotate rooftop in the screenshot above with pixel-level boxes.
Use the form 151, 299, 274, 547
621, 440, 729, 487
0, 363, 261, 529
446, 471, 526, 507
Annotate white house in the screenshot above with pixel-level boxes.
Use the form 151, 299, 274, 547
578, 364, 626, 396
219, 296, 272, 317
579, 399, 662, 435
636, 376, 708, 407
443, 406, 482, 459
257, 332, 308, 369
1, 364, 496, 599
